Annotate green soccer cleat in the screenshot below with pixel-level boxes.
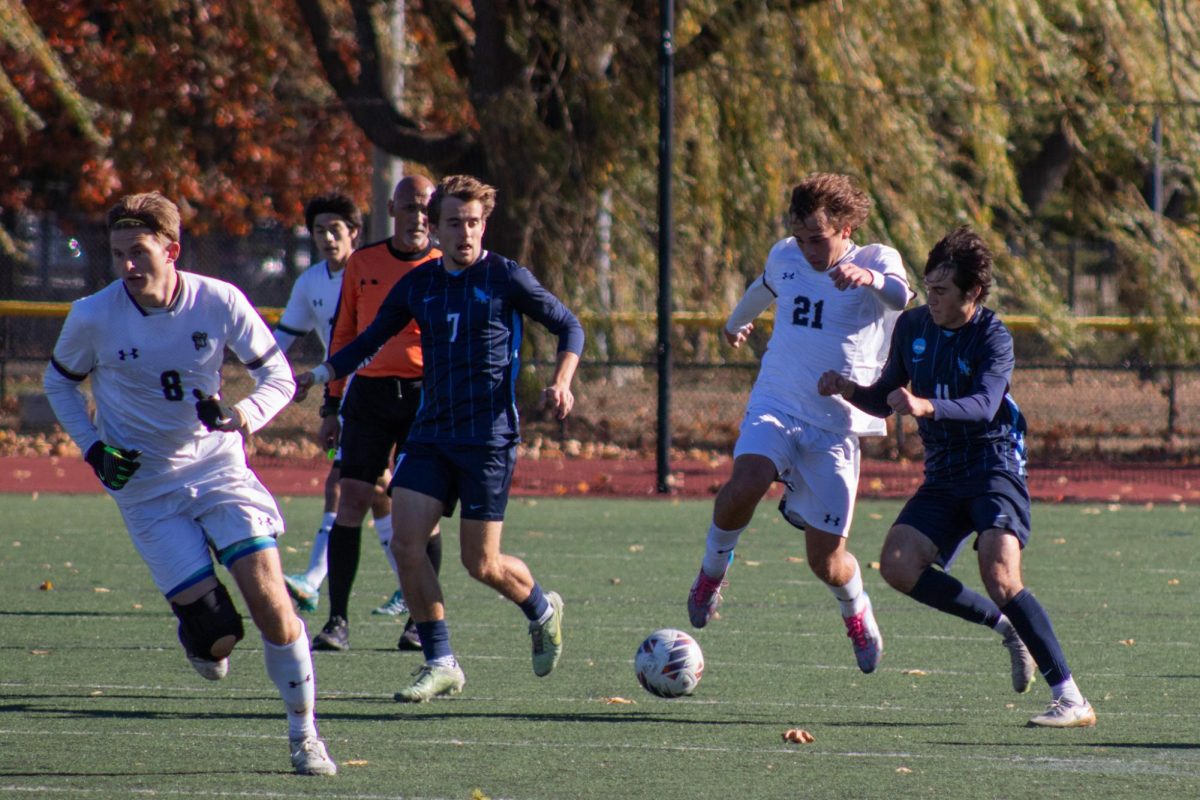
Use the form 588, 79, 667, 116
1003, 628, 1037, 694
371, 589, 408, 616
529, 591, 564, 677
283, 574, 320, 614
394, 662, 466, 703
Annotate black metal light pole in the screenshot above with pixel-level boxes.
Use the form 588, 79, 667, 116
656, 0, 674, 494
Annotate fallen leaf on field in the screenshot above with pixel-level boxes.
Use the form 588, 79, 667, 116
1119, 638, 1135, 646
93, 587, 110, 593
902, 669, 928, 676
786, 556, 805, 563
868, 478, 885, 492
744, 560, 762, 567
628, 544, 644, 552
610, 577, 621, 585
782, 728, 815, 743
553, 484, 568, 495
576, 482, 590, 494
90, 690, 103, 696
603, 696, 635, 704
868, 513, 882, 520
39, 580, 53, 591
896, 767, 912, 774
471, 790, 492, 800
31, 492, 39, 501
30, 649, 50, 656
343, 760, 369, 767
284, 545, 299, 553
1052, 537, 1067, 544
1167, 578, 1180, 585
868, 561, 881, 570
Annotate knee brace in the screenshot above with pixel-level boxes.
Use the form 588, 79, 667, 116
172, 581, 245, 659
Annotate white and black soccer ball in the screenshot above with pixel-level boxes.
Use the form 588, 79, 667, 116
634, 628, 704, 698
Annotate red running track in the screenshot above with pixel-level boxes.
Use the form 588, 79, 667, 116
2, 455, 1198, 504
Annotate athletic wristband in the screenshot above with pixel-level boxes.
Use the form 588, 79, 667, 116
310, 363, 333, 385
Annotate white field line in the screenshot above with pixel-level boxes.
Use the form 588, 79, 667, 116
2, 730, 1199, 781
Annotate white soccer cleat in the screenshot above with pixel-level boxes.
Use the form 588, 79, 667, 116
289, 735, 338, 775
186, 654, 229, 681
1028, 698, 1097, 728
842, 595, 883, 674
1002, 628, 1037, 694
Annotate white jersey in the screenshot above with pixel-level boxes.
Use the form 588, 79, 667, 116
44, 272, 294, 501
735, 239, 910, 437
273, 259, 343, 356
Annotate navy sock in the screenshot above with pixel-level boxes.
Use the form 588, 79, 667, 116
415, 619, 452, 662
909, 567, 1003, 627
1001, 589, 1071, 686
518, 582, 549, 622
326, 523, 362, 620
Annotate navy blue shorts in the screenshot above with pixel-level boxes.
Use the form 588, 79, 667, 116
894, 471, 1032, 569
338, 374, 422, 484
390, 441, 517, 521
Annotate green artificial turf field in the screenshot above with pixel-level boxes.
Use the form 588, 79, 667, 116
2, 494, 1198, 799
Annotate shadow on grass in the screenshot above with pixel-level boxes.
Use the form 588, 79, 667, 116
0, 702, 282, 723
937, 739, 1200, 750
0, 610, 155, 619
0, 769, 277, 778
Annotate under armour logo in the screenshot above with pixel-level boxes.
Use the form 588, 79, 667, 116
191, 331, 209, 351
288, 673, 313, 689
824, 513, 841, 527
782, 272, 796, 279
312, 298, 324, 307
118, 348, 139, 360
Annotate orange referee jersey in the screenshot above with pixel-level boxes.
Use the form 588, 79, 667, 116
327, 239, 440, 396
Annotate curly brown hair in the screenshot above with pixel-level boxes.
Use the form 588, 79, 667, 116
788, 173, 872, 232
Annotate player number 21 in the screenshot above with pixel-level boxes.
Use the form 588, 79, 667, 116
792, 296, 824, 329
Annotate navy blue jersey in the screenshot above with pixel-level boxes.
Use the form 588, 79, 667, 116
327, 251, 584, 446
849, 305, 1026, 482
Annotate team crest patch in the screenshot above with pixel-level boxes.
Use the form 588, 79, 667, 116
912, 337, 927, 356
472, 286, 490, 303
192, 331, 209, 351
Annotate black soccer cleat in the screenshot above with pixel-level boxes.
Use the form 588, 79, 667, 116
397, 617, 422, 651
312, 616, 350, 651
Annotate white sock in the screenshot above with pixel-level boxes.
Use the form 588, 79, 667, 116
262, 622, 319, 741
828, 558, 867, 616
430, 654, 458, 669
702, 522, 743, 577
1051, 676, 1084, 705
303, 512, 335, 584
993, 614, 1017, 638
375, 514, 399, 576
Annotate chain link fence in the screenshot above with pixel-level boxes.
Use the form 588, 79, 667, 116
3, 210, 1197, 464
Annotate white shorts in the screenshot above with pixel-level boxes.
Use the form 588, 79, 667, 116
733, 403, 861, 536
114, 465, 285, 597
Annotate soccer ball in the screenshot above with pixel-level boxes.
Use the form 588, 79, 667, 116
634, 628, 704, 698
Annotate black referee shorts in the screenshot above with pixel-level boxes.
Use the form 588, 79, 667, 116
337, 374, 422, 485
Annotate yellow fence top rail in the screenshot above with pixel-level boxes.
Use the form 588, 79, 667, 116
3, 299, 1199, 333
